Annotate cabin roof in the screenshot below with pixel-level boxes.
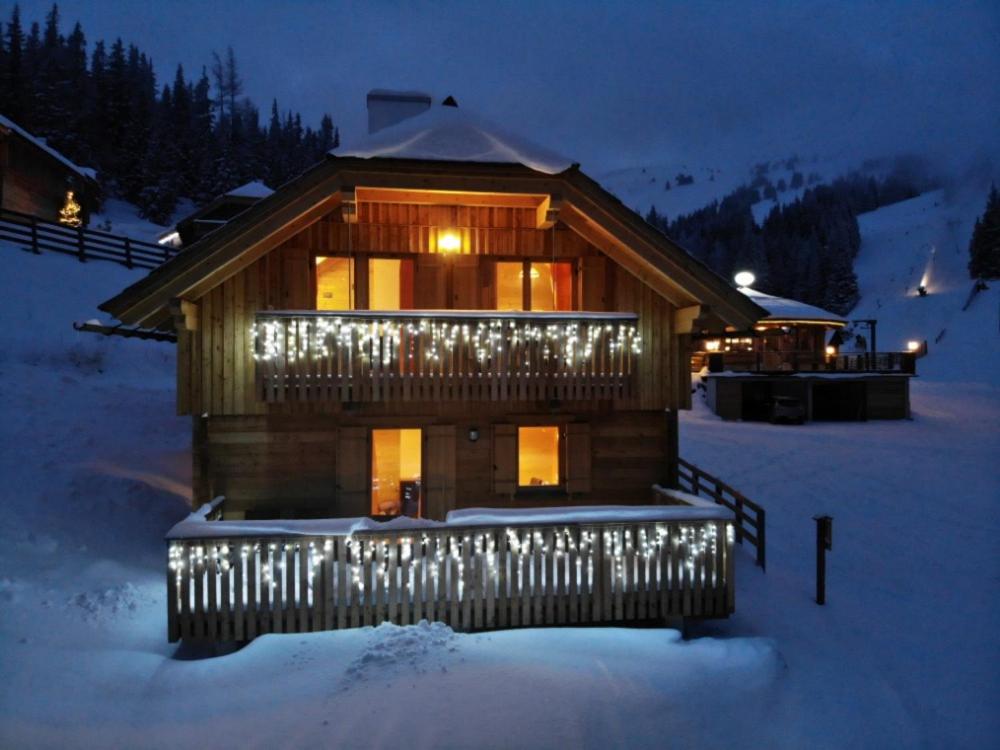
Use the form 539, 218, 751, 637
98, 155, 765, 330
0, 114, 98, 182
741, 288, 846, 326
226, 181, 274, 199
336, 105, 576, 175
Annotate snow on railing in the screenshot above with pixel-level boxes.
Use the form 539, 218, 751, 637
165, 499, 733, 642
252, 310, 641, 403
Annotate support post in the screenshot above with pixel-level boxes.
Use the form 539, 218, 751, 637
814, 515, 832, 604
124, 237, 133, 269
664, 408, 679, 489
77, 226, 86, 262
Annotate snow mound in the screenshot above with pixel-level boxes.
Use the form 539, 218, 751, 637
68, 583, 153, 623
335, 104, 575, 174
344, 621, 458, 682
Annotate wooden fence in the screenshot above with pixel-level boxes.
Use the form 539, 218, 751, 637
0, 207, 177, 270
253, 311, 641, 403
677, 458, 766, 570
166, 514, 733, 642
707, 349, 915, 375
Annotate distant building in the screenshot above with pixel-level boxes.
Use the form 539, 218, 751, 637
0, 114, 100, 224
158, 181, 274, 248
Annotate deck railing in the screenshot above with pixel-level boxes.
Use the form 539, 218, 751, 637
166, 500, 733, 642
0, 207, 176, 270
253, 311, 641, 403
706, 350, 915, 375
676, 458, 766, 570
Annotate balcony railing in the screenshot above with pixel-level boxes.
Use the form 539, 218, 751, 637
253, 311, 641, 403
706, 350, 916, 374
165, 496, 734, 642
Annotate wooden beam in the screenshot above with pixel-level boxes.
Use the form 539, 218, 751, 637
170, 298, 199, 331
356, 186, 548, 209
537, 195, 562, 229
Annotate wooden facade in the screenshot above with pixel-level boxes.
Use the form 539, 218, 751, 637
102, 157, 763, 522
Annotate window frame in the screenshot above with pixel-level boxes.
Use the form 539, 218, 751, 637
516, 424, 564, 492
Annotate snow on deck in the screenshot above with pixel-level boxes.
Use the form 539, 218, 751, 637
335, 105, 575, 174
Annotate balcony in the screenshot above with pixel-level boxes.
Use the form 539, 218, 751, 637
705, 350, 916, 374
253, 311, 641, 403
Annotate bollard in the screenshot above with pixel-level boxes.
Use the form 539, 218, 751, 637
814, 515, 833, 604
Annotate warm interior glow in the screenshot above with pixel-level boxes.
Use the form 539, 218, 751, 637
372, 429, 422, 516
438, 230, 462, 253
518, 426, 560, 487
369, 258, 402, 310
316, 256, 353, 310
496, 262, 524, 310
704, 340, 721, 352
531, 262, 573, 311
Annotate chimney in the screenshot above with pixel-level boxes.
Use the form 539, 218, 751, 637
366, 89, 432, 134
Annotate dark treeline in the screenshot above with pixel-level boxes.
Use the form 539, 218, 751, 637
646, 167, 930, 314
968, 184, 1000, 280
0, 4, 339, 223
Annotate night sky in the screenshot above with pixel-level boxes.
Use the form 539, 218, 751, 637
14, 0, 1000, 173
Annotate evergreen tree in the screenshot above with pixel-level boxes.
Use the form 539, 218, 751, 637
968, 185, 1000, 279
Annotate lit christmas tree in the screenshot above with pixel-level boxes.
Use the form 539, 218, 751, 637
58, 190, 82, 227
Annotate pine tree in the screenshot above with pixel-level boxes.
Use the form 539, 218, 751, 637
968, 184, 1000, 279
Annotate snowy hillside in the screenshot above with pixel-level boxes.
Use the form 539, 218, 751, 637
851, 187, 1000, 381
1, 194, 998, 748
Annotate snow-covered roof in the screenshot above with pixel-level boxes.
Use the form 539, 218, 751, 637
740, 287, 846, 325
335, 104, 575, 175
225, 181, 273, 199
0, 114, 97, 182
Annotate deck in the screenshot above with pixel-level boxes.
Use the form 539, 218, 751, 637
253, 310, 641, 403
165, 490, 735, 643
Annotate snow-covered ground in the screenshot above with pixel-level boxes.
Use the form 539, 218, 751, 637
1, 186, 998, 748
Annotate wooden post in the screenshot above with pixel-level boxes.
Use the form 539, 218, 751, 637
756, 508, 766, 571
814, 515, 832, 604
664, 408, 679, 489
77, 226, 86, 262
124, 237, 133, 269
30, 217, 40, 254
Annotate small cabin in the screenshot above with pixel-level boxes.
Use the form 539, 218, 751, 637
693, 286, 915, 422
0, 114, 99, 224
158, 181, 274, 248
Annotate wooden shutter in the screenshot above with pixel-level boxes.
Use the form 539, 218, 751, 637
492, 424, 517, 496
452, 255, 479, 309
414, 255, 448, 309
399, 258, 415, 309
335, 427, 368, 517
564, 422, 592, 494
424, 425, 456, 521
581, 255, 610, 311
280, 246, 312, 308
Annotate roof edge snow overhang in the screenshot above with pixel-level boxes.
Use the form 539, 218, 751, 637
99, 155, 765, 330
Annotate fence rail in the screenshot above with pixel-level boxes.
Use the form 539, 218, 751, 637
253, 311, 642, 403
707, 350, 915, 374
677, 458, 766, 570
0, 207, 177, 270
166, 513, 733, 642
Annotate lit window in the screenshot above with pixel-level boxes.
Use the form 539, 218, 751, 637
369, 258, 401, 310
371, 428, 422, 517
496, 261, 573, 311
531, 262, 573, 311
518, 426, 560, 487
316, 256, 353, 310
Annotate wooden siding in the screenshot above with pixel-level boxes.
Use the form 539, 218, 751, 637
197, 412, 672, 516
180, 201, 683, 417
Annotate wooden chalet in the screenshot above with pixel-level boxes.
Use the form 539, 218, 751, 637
693, 285, 915, 421
158, 181, 274, 249
99, 96, 768, 640
0, 114, 99, 224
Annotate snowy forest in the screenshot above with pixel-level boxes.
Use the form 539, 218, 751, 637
644, 166, 934, 314
0, 4, 339, 223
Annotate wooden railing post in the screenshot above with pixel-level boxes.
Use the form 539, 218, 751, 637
30, 217, 40, 254
124, 237, 133, 269
756, 508, 766, 570
77, 225, 86, 262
